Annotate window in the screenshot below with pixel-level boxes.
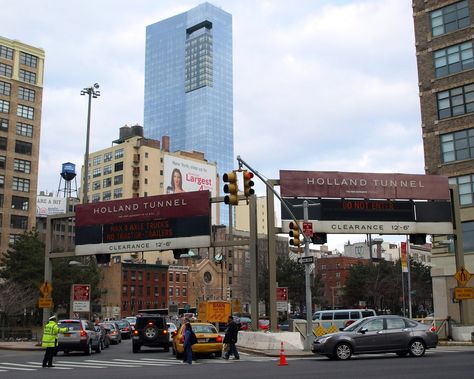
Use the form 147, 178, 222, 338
16, 122, 33, 137
115, 148, 124, 159
114, 175, 123, 185
104, 152, 112, 162
11, 196, 29, 210
92, 168, 101, 178
0, 174, 4, 188
386, 317, 406, 329
123, 286, 128, 295
114, 162, 123, 172
462, 221, 474, 252
18, 87, 35, 102
0, 81, 11, 96
0, 45, 13, 60
20, 51, 38, 68
0, 118, 7, 131
17, 104, 34, 120
0, 137, 6, 150
19, 69, 36, 84
9, 234, 21, 245
0, 63, 12, 78
431, 1, 470, 37
176, 288, 180, 297
434, 41, 474, 78
176, 273, 180, 282
93, 155, 102, 166
364, 319, 384, 332
182, 288, 187, 296
169, 287, 173, 296
437, 83, 474, 119
0, 155, 5, 169
103, 191, 111, 201
15, 140, 32, 155
92, 180, 101, 190
14, 158, 31, 173
440, 128, 474, 163
12, 177, 30, 192
169, 273, 173, 282
114, 187, 122, 199
0, 99, 9, 113
103, 165, 112, 175
10, 215, 28, 229
103, 177, 112, 188
449, 175, 474, 205
0, 194, 3, 208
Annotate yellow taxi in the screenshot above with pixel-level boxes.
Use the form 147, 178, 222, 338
172, 322, 223, 359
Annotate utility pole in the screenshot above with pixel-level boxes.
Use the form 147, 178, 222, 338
303, 201, 313, 350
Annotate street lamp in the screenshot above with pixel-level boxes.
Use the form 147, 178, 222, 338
80, 83, 100, 204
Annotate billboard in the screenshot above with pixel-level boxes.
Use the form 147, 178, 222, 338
74, 191, 211, 255
36, 196, 68, 218
280, 170, 451, 200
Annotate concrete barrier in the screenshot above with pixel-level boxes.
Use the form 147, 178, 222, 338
236, 331, 304, 351
452, 325, 474, 342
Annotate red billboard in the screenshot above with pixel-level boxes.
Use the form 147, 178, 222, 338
280, 170, 450, 200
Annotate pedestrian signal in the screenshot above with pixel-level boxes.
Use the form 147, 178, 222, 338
223, 171, 239, 205
311, 233, 327, 244
289, 222, 301, 246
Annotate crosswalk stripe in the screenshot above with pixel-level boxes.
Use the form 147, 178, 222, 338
84, 359, 141, 367
52, 360, 110, 367
137, 358, 184, 364
0, 365, 36, 371
113, 359, 173, 366
25, 362, 71, 370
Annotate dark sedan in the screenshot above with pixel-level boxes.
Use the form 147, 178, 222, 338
312, 315, 438, 360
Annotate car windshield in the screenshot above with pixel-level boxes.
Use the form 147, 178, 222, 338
58, 322, 80, 330
193, 325, 217, 334
343, 317, 368, 332
102, 323, 116, 330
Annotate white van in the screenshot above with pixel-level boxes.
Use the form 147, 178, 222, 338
312, 309, 376, 335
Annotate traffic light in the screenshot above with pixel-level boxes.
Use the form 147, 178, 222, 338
96, 254, 110, 265
311, 233, 327, 244
223, 171, 238, 205
410, 234, 426, 245
288, 221, 301, 246
243, 170, 255, 197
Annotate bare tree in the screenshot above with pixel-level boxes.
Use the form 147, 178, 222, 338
0, 282, 38, 321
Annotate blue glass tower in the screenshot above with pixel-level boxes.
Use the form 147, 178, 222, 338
144, 3, 233, 224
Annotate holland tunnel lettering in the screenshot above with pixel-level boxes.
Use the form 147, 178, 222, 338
74, 191, 211, 255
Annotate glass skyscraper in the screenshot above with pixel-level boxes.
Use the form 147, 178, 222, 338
144, 2, 233, 224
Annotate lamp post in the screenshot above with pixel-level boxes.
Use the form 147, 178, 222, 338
80, 83, 100, 204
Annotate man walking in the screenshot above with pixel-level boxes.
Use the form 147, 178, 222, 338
223, 316, 240, 360
42, 315, 67, 368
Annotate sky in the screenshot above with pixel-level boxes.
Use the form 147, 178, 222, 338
2, 0, 422, 251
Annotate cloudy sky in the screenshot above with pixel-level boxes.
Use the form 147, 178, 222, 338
3, 0, 422, 251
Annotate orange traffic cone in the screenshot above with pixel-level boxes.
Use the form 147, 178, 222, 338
278, 341, 288, 366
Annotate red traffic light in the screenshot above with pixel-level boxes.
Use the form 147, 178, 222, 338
243, 170, 255, 197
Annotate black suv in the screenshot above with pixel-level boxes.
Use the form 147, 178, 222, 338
132, 315, 169, 353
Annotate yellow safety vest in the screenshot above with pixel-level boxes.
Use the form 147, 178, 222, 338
42, 321, 67, 348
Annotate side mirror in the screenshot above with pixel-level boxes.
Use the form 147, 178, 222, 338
359, 328, 368, 334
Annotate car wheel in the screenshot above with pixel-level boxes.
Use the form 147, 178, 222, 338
408, 340, 425, 357
95, 341, 102, 354
133, 344, 141, 353
84, 342, 92, 356
396, 351, 408, 357
334, 342, 352, 360
143, 325, 159, 341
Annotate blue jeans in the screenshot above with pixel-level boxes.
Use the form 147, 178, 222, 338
184, 343, 192, 364
226, 342, 239, 359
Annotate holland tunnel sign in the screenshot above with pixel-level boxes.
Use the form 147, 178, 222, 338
74, 191, 211, 255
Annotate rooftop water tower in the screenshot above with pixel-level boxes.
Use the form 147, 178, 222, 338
57, 162, 78, 198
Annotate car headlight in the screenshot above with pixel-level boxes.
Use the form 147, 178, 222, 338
315, 336, 330, 344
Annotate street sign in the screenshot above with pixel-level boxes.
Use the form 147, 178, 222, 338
40, 281, 53, 296
454, 266, 472, 287
303, 222, 313, 237
276, 287, 288, 301
72, 284, 91, 313
276, 301, 288, 312
454, 287, 474, 300
298, 256, 314, 264
38, 297, 53, 308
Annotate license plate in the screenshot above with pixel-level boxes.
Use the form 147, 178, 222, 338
198, 338, 207, 343
63, 333, 71, 337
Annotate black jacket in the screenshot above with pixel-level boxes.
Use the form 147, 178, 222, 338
224, 321, 239, 343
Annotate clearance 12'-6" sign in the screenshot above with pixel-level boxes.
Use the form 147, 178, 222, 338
74, 191, 211, 255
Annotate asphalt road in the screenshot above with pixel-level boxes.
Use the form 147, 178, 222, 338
0, 339, 472, 379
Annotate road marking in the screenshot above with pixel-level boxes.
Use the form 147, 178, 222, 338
113, 359, 175, 366
0, 365, 37, 371
84, 359, 141, 367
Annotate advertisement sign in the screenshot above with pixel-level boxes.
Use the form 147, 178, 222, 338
74, 191, 211, 255
280, 170, 451, 200
36, 196, 67, 218
400, 242, 408, 273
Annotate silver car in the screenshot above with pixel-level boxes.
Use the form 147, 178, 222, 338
57, 319, 102, 355
312, 315, 438, 360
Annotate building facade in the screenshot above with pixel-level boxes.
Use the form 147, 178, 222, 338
413, 0, 474, 321
144, 3, 233, 223
0, 36, 44, 256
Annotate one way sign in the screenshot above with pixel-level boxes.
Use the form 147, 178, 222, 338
298, 256, 314, 264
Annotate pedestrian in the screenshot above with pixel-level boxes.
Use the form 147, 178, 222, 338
223, 316, 240, 360
42, 315, 68, 368
183, 322, 194, 364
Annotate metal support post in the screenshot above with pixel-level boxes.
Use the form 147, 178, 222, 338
303, 200, 313, 350
249, 194, 258, 331
42, 216, 53, 326
267, 182, 277, 332
407, 236, 413, 319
